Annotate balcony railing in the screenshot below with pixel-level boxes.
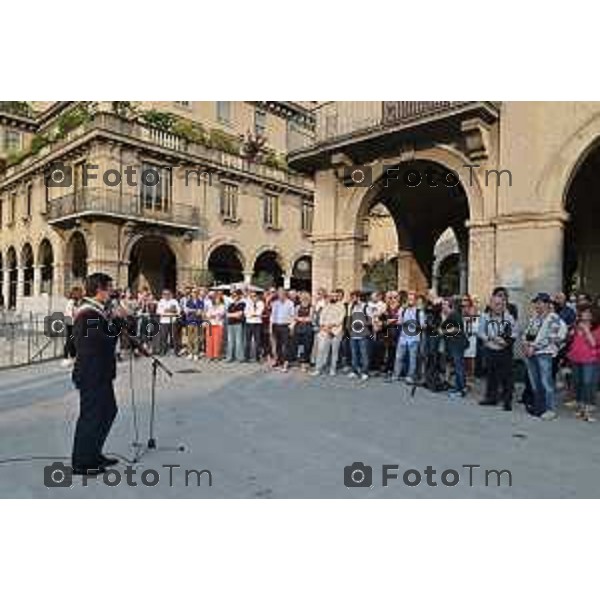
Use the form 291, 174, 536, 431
47, 190, 201, 230
288, 101, 499, 155
0, 101, 35, 119
1, 111, 310, 191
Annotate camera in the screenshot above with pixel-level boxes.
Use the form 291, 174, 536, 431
45, 162, 73, 188
44, 312, 72, 338
44, 461, 73, 488
342, 165, 372, 188
344, 462, 373, 488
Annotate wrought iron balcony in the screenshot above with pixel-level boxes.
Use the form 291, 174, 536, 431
47, 190, 201, 231
287, 101, 500, 169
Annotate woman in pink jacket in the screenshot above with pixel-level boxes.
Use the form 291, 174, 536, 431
567, 304, 600, 422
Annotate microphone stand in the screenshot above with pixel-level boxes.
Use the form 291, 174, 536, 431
119, 329, 183, 460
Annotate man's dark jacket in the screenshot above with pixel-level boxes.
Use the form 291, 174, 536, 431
72, 299, 120, 389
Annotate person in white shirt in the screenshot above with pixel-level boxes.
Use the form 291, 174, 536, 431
205, 291, 226, 359
270, 288, 295, 371
390, 291, 426, 384
244, 291, 265, 361
156, 289, 181, 355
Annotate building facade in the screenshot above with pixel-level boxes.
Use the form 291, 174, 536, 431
3, 100, 600, 315
0, 101, 315, 313
288, 101, 600, 309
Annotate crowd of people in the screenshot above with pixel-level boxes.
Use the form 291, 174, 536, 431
60, 283, 600, 423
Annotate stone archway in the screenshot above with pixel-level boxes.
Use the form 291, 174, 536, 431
349, 157, 473, 293
563, 139, 600, 294
38, 239, 54, 295
21, 243, 34, 297
310, 144, 492, 296
65, 231, 88, 293
207, 244, 245, 285
128, 236, 177, 295
432, 227, 466, 296
290, 254, 312, 291
252, 249, 285, 289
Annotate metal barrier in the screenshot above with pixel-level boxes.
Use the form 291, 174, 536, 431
0, 311, 63, 370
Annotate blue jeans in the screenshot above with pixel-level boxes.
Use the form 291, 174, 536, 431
447, 344, 466, 393
572, 363, 599, 406
350, 337, 370, 376
394, 340, 419, 379
226, 323, 245, 361
526, 354, 555, 414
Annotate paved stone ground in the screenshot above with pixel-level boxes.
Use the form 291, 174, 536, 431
1, 356, 600, 498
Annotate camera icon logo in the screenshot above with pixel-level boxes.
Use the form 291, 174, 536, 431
45, 162, 73, 187
344, 462, 373, 488
44, 462, 73, 488
44, 312, 72, 338
343, 165, 372, 188
349, 312, 370, 338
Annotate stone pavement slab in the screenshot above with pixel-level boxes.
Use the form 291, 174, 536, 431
1, 357, 600, 498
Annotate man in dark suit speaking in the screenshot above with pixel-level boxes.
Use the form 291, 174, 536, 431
71, 272, 124, 476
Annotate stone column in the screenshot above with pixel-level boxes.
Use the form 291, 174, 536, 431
467, 222, 496, 300
54, 261, 66, 298
397, 249, 427, 292
283, 274, 292, 289
459, 256, 468, 295
243, 271, 253, 285
86, 222, 120, 282
397, 250, 413, 290
1, 268, 9, 308
495, 212, 566, 315
334, 235, 363, 292
311, 237, 338, 292
177, 266, 195, 288
16, 266, 24, 309
311, 168, 343, 292
33, 265, 42, 297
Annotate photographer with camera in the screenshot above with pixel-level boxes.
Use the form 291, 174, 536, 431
440, 297, 469, 399
347, 290, 370, 381
478, 293, 517, 411
71, 272, 127, 476
522, 292, 568, 420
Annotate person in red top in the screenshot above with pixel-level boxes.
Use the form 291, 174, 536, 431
567, 304, 600, 422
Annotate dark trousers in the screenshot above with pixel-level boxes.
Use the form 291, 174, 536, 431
64, 324, 76, 359
159, 322, 178, 354
72, 382, 118, 468
485, 348, 514, 407
261, 323, 272, 358
339, 336, 351, 368
350, 337, 370, 375
447, 344, 466, 392
272, 324, 290, 365
370, 332, 386, 372
384, 329, 398, 374
294, 325, 314, 364
245, 323, 262, 361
